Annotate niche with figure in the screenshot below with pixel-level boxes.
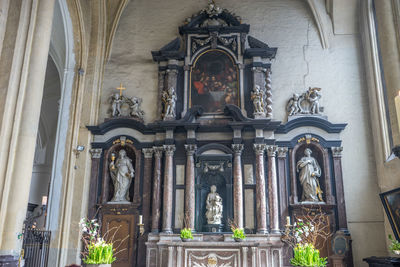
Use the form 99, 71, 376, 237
291, 141, 332, 205
195, 154, 233, 232
101, 140, 141, 204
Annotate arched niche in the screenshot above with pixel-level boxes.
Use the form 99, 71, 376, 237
101, 141, 142, 205
289, 140, 334, 205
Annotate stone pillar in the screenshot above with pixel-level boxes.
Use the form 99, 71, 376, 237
277, 147, 289, 228
162, 145, 176, 233
0, 0, 56, 262
265, 68, 273, 118
242, 247, 248, 267
184, 144, 196, 230
142, 148, 154, 232
253, 144, 268, 234
88, 148, 103, 219
151, 147, 163, 233
332, 147, 348, 230
266, 145, 279, 234
232, 144, 244, 229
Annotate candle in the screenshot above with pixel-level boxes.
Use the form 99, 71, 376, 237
395, 91, 400, 134
42, 196, 48, 206
286, 216, 291, 226
139, 215, 143, 225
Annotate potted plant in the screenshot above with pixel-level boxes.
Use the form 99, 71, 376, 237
180, 227, 193, 242
79, 218, 126, 267
389, 234, 400, 255
281, 207, 330, 267
230, 221, 246, 242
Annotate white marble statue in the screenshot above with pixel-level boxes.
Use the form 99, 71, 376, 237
205, 185, 223, 224
286, 87, 324, 117
109, 149, 135, 202
251, 85, 265, 115
162, 87, 177, 120
296, 148, 323, 202
128, 96, 145, 120
306, 87, 322, 114
111, 93, 123, 117
286, 93, 300, 116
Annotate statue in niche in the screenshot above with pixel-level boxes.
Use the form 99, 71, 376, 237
205, 185, 223, 224
296, 148, 323, 202
111, 93, 123, 117
286, 87, 324, 117
162, 87, 177, 120
251, 85, 265, 116
109, 149, 135, 202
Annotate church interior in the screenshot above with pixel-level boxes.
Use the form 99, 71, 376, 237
1, 0, 400, 266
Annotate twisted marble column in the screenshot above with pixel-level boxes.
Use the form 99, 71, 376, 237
253, 144, 268, 234
232, 144, 244, 229
184, 144, 196, 230
266, 145, 279, 233
151, 147, 163, 233
162, 145, 176, 233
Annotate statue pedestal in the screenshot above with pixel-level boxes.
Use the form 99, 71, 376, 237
204, 224, 224, 233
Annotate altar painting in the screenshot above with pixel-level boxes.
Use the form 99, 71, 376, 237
190, 50, 239, 114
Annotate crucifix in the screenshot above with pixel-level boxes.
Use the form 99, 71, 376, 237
116, 83, 126, 96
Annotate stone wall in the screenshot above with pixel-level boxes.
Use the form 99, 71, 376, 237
102, 0, 386, 265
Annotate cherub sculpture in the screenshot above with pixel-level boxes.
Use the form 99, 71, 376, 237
128, 96, 145, 120
111, 93, 123, 117
306, 87, 322, 114
286, 93, 301, 116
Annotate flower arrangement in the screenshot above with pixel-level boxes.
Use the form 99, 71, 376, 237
389, 234, 400, 254
79, 218, 126, 265
281, 207, 331, 267
230, 220, 246, 241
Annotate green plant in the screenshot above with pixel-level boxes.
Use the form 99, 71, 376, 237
84, 239, 115, 264
389, 234, 400, 251
232, 227, 246, 240
290, 243, 327, 267
180, 228, 193, 240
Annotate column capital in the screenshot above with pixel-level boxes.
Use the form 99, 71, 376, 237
163, 144, 176, 156
89, 148, 102, 159
142, 148, 154, 159
332, 147, 343, 158
277, 147, 288, 158
184, 144, 197, 156
251, 66, 267, 73
153, 146, 164, 158
253, 143, 267, 155
266, 145, 277, 157
232, 144, 244, 155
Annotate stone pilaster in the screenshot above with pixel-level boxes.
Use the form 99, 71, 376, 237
184, 144, 196, 230
266, 145, 279, 234
277, 147, 288, 228
332, 147, 348, 230
253, 143, 268, 234
142, 148, 154, 231
0, 0, 56, 260
232, 144, 244, 229
88, 148, 103, 218
151, 147, 163, 233
162, 145, 176, 233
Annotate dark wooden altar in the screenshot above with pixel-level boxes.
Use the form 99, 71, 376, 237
87, 2, 353, 266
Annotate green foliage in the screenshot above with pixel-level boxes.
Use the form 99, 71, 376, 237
180, 228, 193, 240
83, 239, 116, 264
290, 243, 327, 267
389, 234, 400, 251
231, 228, 246, 240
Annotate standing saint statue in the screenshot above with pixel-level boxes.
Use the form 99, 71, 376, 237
251, 85, 265, 115
162, 87, 177, 120
296, 148, 323, 202
109, 149, 135, 202
205, 185, 223, 224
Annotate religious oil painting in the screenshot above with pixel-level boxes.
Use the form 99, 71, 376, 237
190, 49, 239, 114
380, 187, 400, 240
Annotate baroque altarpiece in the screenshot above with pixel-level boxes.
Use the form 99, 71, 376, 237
87, 3, 353, 267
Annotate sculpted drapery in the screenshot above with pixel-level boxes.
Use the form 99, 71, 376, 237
296, 148, 322, 202
109, 149, 135, 202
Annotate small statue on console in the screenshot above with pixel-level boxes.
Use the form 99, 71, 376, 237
251, 85, 265, 117
162, 87, 177, 120
296, 148, 323, 202
127, 96, 145, 120
286, 87, 324, 118
109, 149, 135, 202
205, 185, 223, 224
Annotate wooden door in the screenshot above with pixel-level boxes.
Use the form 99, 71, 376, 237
102, 213, 137, 267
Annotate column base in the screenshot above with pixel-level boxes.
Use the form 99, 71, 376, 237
152, 229, 160, 233
0, 255, 18, 267
270, 229, 280, 234
163, 230, 173, 234
256, 230, 269, 235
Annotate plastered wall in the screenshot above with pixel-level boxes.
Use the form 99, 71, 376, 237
101, 0, 387, 265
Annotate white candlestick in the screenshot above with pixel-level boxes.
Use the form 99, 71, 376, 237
139, 215, 143, 225
42, 196, 48, 206
286, 216, 291, 226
